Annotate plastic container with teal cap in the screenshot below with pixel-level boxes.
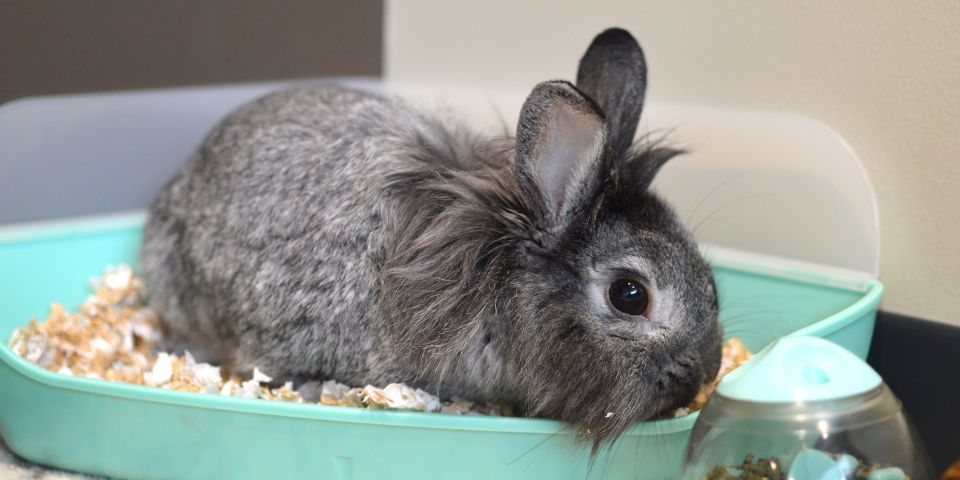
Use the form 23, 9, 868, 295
683, 336, 935, 480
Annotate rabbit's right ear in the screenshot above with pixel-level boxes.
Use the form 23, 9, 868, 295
516, 81, 610, 233
576, 28, 647, 161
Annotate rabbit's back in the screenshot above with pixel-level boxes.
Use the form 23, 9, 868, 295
140, 85, 447, 383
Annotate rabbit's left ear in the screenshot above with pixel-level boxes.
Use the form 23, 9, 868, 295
515, 81, 610, 232
576, 28, 647, 161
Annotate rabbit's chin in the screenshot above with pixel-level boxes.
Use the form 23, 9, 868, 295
545, 376, 705, 454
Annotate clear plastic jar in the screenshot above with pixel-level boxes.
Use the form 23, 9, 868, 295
683, 337, 934, 480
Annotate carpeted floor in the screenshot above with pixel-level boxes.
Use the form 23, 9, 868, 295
0, 436, 96, 479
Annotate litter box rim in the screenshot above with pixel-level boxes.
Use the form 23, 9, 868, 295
0, 337, 699, 436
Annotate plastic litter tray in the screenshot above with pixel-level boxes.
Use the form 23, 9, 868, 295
0, 214, 882, 479
0, 80, 884, 479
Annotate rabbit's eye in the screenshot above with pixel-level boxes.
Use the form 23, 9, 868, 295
608, 279, 649, 316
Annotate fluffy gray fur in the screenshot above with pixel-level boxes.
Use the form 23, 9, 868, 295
140, 27, 722, 448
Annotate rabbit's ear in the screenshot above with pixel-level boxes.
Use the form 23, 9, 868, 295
576, 28, 646, 161
516, 81, 610, 231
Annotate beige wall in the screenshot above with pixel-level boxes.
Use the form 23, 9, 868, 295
385, 1, 960, 325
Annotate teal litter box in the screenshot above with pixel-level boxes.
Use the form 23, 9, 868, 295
0, 81, 884, 479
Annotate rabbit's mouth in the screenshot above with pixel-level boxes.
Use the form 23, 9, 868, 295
655, 382, 701, 417
653, 362, 703, 411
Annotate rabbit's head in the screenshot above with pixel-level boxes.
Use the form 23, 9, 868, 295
497, 28, 722, 446
381, 28, 722, 448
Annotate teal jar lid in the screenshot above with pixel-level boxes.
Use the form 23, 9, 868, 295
716, 336, 882, 403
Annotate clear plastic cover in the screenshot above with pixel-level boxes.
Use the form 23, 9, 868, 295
1, 79, 881, 281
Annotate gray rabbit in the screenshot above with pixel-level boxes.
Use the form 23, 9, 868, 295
140, 28, 722, 445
